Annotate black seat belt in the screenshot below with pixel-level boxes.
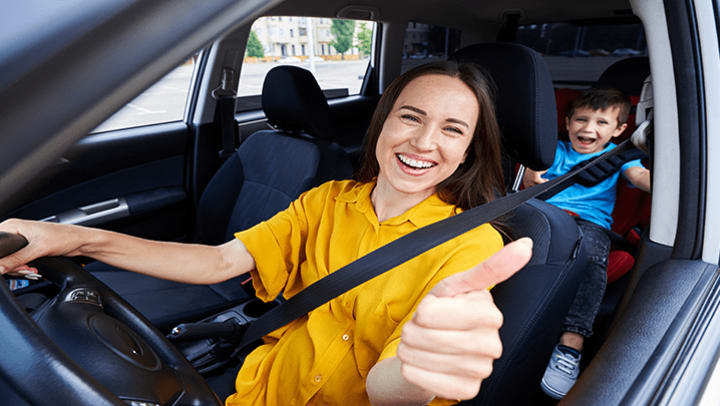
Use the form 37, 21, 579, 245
171, 140, 643, 352
212, 67, 238, 161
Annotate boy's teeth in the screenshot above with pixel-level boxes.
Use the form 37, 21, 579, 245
398, 154, 435, 169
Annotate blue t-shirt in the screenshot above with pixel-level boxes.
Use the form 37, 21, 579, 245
543, 141, 643, 229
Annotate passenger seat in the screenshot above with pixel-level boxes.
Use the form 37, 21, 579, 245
89, 66, 354, 329
452, 43, 590, 405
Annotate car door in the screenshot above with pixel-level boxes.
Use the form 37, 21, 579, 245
0, 57, 202, 244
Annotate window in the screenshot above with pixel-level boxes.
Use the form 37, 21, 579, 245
401, 22, 462, 73
92, 55, 197, 133
238, 17, 376, 112
516, 22, 647, 85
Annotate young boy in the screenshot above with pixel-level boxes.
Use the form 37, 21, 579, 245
523, 88, 650, 399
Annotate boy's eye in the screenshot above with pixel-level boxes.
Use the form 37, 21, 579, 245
401, 114, 421, 123
575, 117, 587, 122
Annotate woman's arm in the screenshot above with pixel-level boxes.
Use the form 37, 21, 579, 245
624, 166, 650, 192
366, 239, 533, 405
0, 219, 255, 284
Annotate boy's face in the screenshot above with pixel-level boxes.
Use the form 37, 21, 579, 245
566, 106, 628, 154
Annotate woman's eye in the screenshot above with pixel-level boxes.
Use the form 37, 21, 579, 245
444, 126, 463, 135
400, 114, 420, 123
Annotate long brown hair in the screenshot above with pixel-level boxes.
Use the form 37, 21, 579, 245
355, 61, 505, 211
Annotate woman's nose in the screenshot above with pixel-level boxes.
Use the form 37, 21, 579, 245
410, 126, 437, 150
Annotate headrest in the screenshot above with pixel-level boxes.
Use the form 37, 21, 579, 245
453, 43, 557, 171
636, 75, 653, 125
596, 57, 650, 96
261, 65, 334, 140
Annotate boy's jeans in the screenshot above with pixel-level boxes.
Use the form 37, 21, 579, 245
562, 218, 610, 338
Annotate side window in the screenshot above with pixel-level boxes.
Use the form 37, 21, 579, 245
93, 55, 198, 133
401, 22, 462, 73
237, 16, 376, 112
516, 22, 647, 86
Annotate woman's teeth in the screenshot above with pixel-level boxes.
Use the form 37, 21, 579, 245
397, 154, 436, 169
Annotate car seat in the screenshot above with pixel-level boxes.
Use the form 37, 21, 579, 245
452, 43, 591, 405
596, 57, 651, 234
548, 57, 651, 284
88, 66, 354, 329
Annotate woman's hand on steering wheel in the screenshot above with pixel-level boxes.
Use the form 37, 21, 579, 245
396, 238, 533, 401
0, 218, 86, 274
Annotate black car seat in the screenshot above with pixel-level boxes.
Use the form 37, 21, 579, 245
89, 66, 354, 329
451, 43, 591, 405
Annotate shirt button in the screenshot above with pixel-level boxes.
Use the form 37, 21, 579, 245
342, 334, 350, 341
314, 375, 322, 383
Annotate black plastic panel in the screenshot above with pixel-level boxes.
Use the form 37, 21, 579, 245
3, 122, 189, 217
8, 156, 186, 221
565, 259, 715, 405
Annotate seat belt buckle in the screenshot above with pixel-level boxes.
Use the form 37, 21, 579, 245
218, 149, 234, 160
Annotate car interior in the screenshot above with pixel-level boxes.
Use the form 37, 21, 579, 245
0, 0, 718, 405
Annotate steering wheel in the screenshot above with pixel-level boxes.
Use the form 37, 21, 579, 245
0, 232, 222, 405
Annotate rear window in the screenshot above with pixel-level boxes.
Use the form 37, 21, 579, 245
516, 22, 647, 86
401, 22, 462, 73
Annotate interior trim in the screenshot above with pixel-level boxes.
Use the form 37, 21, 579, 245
695, 0, 720, 264
664, 0, 707, 259
632, 0, 681, 248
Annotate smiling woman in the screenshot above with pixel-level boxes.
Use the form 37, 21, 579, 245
356, 62, 505, 215
0, 60, 527, 406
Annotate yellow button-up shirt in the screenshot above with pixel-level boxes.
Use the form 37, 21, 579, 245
227, 180, 503, 406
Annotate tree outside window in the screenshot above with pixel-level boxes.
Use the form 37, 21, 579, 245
356, 24, 372, 58
330, 19, 355, 60
246, 30, 264, 58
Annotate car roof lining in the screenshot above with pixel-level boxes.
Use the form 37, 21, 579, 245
264, 0, 633, 28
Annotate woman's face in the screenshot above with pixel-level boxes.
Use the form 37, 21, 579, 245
375, 74, 479, 199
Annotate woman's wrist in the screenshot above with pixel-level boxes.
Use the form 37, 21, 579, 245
367, 357, 436, 405
72, 224, 111, 258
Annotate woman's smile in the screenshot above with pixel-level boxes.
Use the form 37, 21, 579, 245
395, 153, 438, 174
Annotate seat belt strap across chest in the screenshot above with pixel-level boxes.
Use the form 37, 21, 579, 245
233, 139, 641, 349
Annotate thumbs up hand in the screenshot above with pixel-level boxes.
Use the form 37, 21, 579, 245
396, 238, 533, 401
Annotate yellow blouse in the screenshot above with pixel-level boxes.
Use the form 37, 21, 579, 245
227, 180, 503, 406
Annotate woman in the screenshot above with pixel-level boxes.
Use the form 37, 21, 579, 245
0, 61, 532, 405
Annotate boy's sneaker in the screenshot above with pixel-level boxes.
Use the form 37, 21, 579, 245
540, 344, 581, 399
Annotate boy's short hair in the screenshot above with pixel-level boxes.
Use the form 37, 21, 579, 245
566, 88, 632, 126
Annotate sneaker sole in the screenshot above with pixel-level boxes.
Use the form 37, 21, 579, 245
540, 377, 567, 400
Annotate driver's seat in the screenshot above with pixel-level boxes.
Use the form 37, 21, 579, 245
452, 43, 590, 405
